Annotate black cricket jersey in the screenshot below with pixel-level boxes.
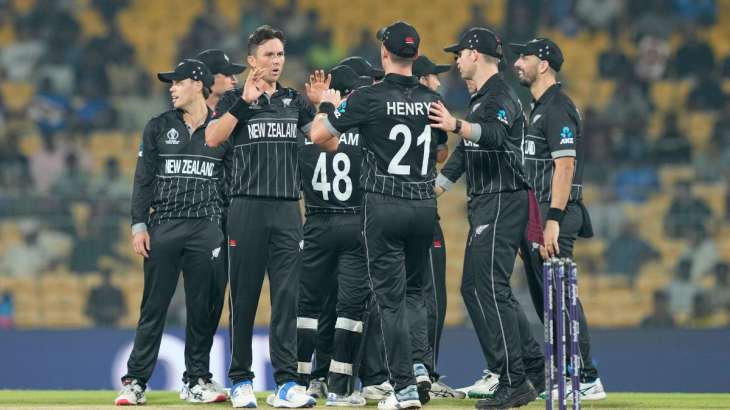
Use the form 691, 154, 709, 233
438, 73, 527, 196
214, 85, 315, 200
131, 108, 231, 228
323, 74, 447, 200
524, 83, 584, 203
300, 124, 362, 216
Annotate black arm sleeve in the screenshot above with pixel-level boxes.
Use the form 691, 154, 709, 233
439, 139, 466, 183
131, 119, 160, 226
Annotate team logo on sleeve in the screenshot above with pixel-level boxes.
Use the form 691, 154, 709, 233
560, 126, 574, 144
165, 128, 180, 145
138, 143, 143, 157
497, 109, 508, 125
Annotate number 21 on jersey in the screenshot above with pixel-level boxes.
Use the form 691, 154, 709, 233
312, 152, 352, 201
388, 124, 431, 176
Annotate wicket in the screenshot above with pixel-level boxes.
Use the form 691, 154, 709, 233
543, 258, 581, 410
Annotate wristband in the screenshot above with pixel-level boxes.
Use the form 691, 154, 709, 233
546, 207, 565, 223
318, 102, 336, 115
229, 99, 252, 121
453, 119, 462, 134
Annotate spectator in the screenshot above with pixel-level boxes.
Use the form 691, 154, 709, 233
85, 269, 126, 327
27, 77, 71, 139
598, 35, 633, 80
603, 81, 651, 131
506, 0, 540, 42
709, 98, 730, 146
708, 263, 730, 310
687, 74, 726, 111
347, 29, 381, 70
0, 291, 13, 329
666, 259, 698, 316
652, 112, 692, 164
641, 290, 676, 328
0, 220, 54, 277
722, 55, 730, 78
575, 0, 623, 31
612, 156, 659, 203
634, 35, 670, 84
604, 222, 660, 281
50, 152, 90, 200
673, 0, 717, 26
664, 181, 713, 239
74, 79, 117, 132
91, 157, 131, 200
673, 26, 715, 78
0, 19, 46, 82
677, 224, 719, 281
684, 291, 727, 328
29, 134, 67, 194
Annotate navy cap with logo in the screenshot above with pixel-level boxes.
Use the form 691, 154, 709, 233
444, 27, 503, 59
329, 65, 372, 95
196, 49, 246, 76
376, 21, 420, 58
509, 38, 564, 72
338, 56, 384, 79
413, 55, 451, 78
157, 59, 214, 88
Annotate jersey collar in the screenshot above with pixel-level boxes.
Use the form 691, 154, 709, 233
472, 72, 503, 101
534, 82, 562, 107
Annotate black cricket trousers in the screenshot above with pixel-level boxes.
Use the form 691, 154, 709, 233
125, 219, 224, 385
296, 213, 371, 395
519, 201, 599, 381
422, 221, 447, 379
227, 197, 302, 385
362, 192, 436, 392
461, 190, 543, 388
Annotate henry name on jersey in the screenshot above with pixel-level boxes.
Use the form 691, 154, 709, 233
385, 101, 432, 116
164, 158, 216, 178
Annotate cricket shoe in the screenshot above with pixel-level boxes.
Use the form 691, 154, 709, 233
377, 385, 421, 410
181, 378, 228, 402
456, 369, 499, 398
183, 377, 228, 403
307, 377, 328, 399
266, 381, 316, 408
362, 381, 394, 401
475, 380, 537, 409
231, 380, 257, 408
412, 363, 431, 405
541, 377, 607, 401
429, 377, 466, 399
325, 392, 367, 407
115, 378, 146, 406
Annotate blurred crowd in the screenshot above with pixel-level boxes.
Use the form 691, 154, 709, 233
0, 0, 729, 329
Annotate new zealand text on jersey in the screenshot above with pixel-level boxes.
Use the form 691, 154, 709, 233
165, 159, 215, 177
247, 121, 298, 139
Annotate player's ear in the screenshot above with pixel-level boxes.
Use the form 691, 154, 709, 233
538, 59, 550, 75
246, 54, 256, 68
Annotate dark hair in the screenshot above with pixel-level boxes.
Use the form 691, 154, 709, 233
202, 86, 210, 99
247, 25, 285, 56
389, 53, 416, 67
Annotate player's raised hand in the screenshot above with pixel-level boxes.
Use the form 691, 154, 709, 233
242, 67, 266, 103
429, 101, 457, 132
132, 231, 151, 258
305, 69, 332, 106
321, 89, 342, 108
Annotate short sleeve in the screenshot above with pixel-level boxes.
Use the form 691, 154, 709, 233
545, 104, 578, 159
323, 89, 370, 136
213, 89, 242, 119
296, 93, 316, 133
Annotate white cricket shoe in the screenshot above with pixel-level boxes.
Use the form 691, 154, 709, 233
266, 381, 316, 408
115, 378, 146, 406
456, 369, 499, 398
546, 377, 607, 401
184, 377, 228, 403
377, 385, 421, 410
231, 380, 257, 408
325, 392, 367, 407
307, 377, 328, 399
362, 381, 394, 401
430, 378, 466, 399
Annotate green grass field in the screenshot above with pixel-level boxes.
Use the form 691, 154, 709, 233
1, 391, 729, 409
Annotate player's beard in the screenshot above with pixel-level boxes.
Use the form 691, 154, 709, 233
517, 68, 536, 87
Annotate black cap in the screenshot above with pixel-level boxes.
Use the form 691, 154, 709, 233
329, 65, 372, 95
444, 27, 503, 59
338, 56, 384, 79
196, 49, 246, 76
509, 38, 564, 72
413, 55, 451, 77
157, 59, 214, 88
376, 21, 420, 58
